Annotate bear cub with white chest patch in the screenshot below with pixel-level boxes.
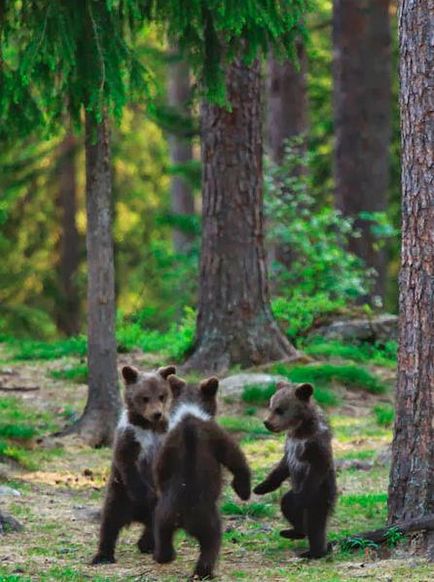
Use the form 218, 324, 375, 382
91, 364, 176, 565
153, 375, 251, 580
254, 381, 336, 559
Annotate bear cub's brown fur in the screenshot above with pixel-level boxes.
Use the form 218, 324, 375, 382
91, 364, 176, 565
153, 375, 251, 579
254, 381, 336, 559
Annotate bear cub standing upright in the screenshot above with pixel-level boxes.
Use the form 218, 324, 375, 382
153, 375, 251, 579
254, 381, 336, 558
92, 364, 176, 565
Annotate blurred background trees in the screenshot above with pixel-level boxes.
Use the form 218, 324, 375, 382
0, 0, 399, 354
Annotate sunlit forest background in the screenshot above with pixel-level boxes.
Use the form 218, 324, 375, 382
0, 0, 399, 347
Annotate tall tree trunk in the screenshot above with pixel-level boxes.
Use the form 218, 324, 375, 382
333, 0, 392, 301
184, 59, 298, 373
267, 42, 308, 166
168, 49, 195, 253
55, 132, 81, 336
63, 112, 121, 446
388, 0, 434, 545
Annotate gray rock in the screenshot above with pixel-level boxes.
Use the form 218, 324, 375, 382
312, 314, 398, 343
73, 505, 101, 523
0, 510, 23, 534
335, 459, 373, 472
219, 373, 287, 397
0, 486, 21, 497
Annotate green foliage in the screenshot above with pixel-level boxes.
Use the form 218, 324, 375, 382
242, 383, 276, 405
303, 338, 397, 368
145, 1, 309, 104
265, 143, 372, 302
339, 536, 379, 552
271, 293, 345, 341
274, 363, 386, 394
50, 365, 89, 384
9, 336, 87, 361
220, 501, 275, 518
385, 526, 405, 548
0, 396, 60, 468
218, 416, 269, 436
373, 404, 395, 428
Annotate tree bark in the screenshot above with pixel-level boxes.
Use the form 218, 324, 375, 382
339, 516, 434, 548
168, 49, 195, 253
55, 132, 81, 336
333, 0, 392, 301
62, 112, 121, 446
388, 0, 434, 539
267, 42, 308, 166
184, 58, 298, 373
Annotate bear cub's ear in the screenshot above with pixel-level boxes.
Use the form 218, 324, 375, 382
200, 377, 219, 398
168, 375, 186, 398
295, 383, 314, 402
157, 365, 176, 380
122, 365, 139, 385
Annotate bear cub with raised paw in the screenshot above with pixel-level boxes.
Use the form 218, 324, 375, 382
91, 364, 176, 565
254, 381, 337, 559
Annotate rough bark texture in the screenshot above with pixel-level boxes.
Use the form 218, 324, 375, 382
267, 42, 308, 166
339, 516, 434, 548
55, 133, 81, 336
168, 51, 195, 253
184, 59, 297, 373
63, 113, 121, 446
388, 0, 434, 534
333, 0, 392, 301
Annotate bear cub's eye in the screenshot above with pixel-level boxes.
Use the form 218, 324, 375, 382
142, 396, 149, 404
275, 407, 284, 415
159, 394, 166, 402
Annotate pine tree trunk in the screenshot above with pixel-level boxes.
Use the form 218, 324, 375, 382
267, 42, 308, 166
333, 0, 392, 301
168, 49, 195, 253
55, 132, 81, 336
388, 0, 434, 541
184, 59, 298, 373
62, 112, 121, 446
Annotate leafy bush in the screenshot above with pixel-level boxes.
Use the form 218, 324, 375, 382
272, 293, 346, 341
265, 143, 373, 303
373, 404, 395, 427
274, 363, 386, 394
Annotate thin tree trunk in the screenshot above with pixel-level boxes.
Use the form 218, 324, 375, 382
184, 58, 298, 373
62, 112, 121, 446
388, 0, 434, 545
55, 132, 81, 336
267, 42, 308, 166
168, 48, 195, 253
333, 0, 392, 301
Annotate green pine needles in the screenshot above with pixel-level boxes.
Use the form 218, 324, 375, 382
1, 0, 309, 135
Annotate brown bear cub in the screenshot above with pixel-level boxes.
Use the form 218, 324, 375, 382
254, 381, 336, 559
91, 364, 176, 565
153, 375, 251, 579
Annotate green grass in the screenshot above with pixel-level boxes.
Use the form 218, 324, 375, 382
0, 396, 61, 468
241, 382, 339, 408
10, 336, 87, 361
218, 416, 269, 436
274, 362, 386, 394
220, 500, 275, 518
50, 364, 88, 384
373, 404, 395, 427
303, 338, 397, 367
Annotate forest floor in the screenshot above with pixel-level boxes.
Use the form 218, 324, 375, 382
0, 343, 432, 581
